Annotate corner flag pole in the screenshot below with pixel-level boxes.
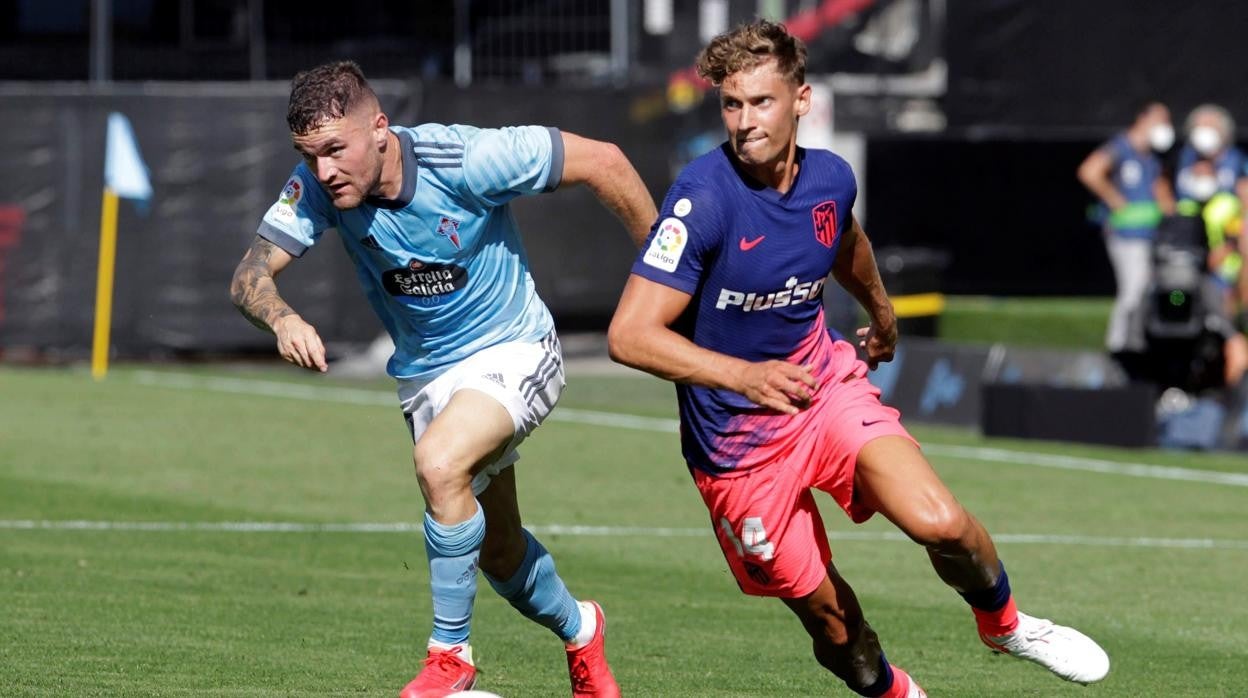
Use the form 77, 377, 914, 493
91, 187, 120, 379
92, 112, 152, 381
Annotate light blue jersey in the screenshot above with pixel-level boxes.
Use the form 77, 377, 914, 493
258, 124, 564, 381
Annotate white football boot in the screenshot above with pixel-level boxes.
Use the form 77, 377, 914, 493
981, 611, 1110, 684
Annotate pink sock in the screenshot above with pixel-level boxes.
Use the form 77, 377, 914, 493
881, 665, 913, 698
973, 594, 1020, 637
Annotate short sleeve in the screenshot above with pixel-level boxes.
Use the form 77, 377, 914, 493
1099, 137, 1126, 167
629, 180, 723, 295
257, 165, 334, 257
461, 125, 562, 208
837, 156, 859, 241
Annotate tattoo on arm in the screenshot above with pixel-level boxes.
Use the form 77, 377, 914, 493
230, 238, 295, 333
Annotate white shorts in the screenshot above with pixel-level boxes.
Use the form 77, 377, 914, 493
397, 331, 564, 496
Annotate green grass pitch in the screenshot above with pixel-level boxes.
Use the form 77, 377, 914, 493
2, 363, 1246, 696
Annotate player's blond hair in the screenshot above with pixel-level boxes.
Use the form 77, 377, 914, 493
695, 19, 807, 87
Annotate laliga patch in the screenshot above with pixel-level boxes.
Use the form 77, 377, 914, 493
274, 176, 302, 220
673, 197, 692, 217
279, 177, 303, 206
643, 217, 687, 272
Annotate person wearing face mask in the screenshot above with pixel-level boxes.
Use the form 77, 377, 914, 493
1077, 102, 1176, 358
1171, 105, 1248, 389
1175, 105, 1248, 302
1175, 104, 1246, 208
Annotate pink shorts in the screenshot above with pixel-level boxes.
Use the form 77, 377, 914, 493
693, 363, 915, 598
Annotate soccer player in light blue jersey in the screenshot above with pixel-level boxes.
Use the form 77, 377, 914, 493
230, 61, 656, 698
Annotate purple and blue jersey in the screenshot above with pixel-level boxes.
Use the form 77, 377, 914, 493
631, 144, 858, 476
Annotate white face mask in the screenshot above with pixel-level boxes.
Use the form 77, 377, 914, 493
1181, 171, 1219, 201
1190, 125, 1223, 157
1148, 123, 1175, 151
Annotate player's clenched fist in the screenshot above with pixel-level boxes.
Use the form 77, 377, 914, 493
856, 320, 898, 370
737, 360, 819, 415
273, 314, 328, 372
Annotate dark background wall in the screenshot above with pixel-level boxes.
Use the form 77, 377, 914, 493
864, 136, 1116, 296
945, 0, 1248, 130
4, 1, 1248, 355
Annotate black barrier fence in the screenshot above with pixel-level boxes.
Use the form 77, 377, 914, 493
0, 81, 1202, 358
0, 82, 420, 357
0, 81, 680, 358
864, 136, 1118, 296
945, 0, 1248, 131
866, 336, 1248, 453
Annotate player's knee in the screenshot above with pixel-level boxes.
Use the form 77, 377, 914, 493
909, 499, 971, 549
412, 441, 472, 501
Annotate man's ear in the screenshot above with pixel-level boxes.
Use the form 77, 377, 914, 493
373, 111, 390, 148
794, 83, 812, 118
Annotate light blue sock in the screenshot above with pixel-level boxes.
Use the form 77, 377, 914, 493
423, 503, 486, 645
485, 528, 582, 643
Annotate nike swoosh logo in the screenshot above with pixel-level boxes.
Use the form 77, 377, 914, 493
739, 235, 765, 251
861, 419, 887, 427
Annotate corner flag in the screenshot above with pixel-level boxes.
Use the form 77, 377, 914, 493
93, 112, 152, 380
105, 113, 153, 200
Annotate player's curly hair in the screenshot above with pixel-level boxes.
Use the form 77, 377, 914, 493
286, 60, 378, 135
695, 19, 806, 87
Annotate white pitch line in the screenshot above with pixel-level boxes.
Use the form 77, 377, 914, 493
921, 444, 1248, 487
3, 519, 1247, 551
131, 370, 1248, 487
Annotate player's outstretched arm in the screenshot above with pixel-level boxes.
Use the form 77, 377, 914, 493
832, 217, 897, 370
229, 236, 328, 372
608, 274, 817, 414
558, 131, 658, 248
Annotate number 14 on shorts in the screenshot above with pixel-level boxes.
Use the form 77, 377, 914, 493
720, 516, 775, 561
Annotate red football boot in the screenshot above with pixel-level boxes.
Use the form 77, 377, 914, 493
565, 601, 621, 697
399, 644, 477, 698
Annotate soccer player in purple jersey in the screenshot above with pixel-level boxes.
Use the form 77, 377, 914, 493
608, 20, 1109, 697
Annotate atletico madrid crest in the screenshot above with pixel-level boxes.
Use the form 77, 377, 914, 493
811, 200, 838, 248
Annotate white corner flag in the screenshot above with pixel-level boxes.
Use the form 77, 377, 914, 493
105, 112, 152, 201
93, 112, 153, 380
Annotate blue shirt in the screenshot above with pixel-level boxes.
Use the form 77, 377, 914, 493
1100, 133, 1164, 239
1104, 134, 1162, 203
630, 144, 857, 475
258, 124, 564, 381
1175, 144, 1247, 201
